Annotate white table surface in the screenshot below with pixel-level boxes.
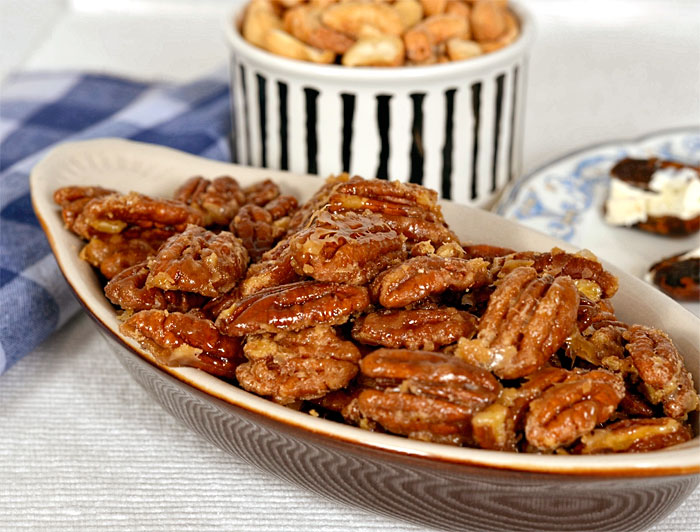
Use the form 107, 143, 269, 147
1, 1, 699, 531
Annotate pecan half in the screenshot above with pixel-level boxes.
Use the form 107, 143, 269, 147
53, 185, 115, 233
79, 227, 173, 279
352, 307, 477, 351
105, 262, 207, 312
72, 191, 202, 240
216, 280, 370, 335
243, 178, 280, 206
472, 367, 570, 451
327, 178, 458, 245
146, 225, 249, 298
289, 210, 406, 285
174, 175, 246, 227
232, 195, 299, 262
624, 325, 700, 419
525, 369, 625, 451
456, 267, 580, 379
236, 326, 360, 404
357, 349, 501, 445
575, 418, 693, 454
121, 310, 244, 379
370, 255, 491, 308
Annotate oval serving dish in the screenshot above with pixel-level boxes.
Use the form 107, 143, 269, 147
31, 139, 700, 532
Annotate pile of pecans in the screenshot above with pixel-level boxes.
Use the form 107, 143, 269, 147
240, 0, 519, 66
54, 174, 699, 454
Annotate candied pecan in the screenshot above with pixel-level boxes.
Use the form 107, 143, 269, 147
146, 225, 249, 298
244, 178, 280, 206
286, 174, 358, 233
53, 185, 115, 233
564, 324, 628, 369
236, 326, 360, 405
648, 252, 700, 301
121, 310, 244, 379
370, 255, 490, 309
79, 227, 173, 279
456, 267, 580, 379
174, 175, 246, 226
216, 280, 370, 335
576, 296, 620, 332
624, 325, 700, 419
264, 194, 298, 221
494, 249, 618, 300
619, 385, 657, 418
472, 367, 570, 451
352, 307, 477, 351
289, 210, 406, 285
239, 241, 301, 296
525, 369, 625, 451
327, 179, 458, 245
72, 192, 202, 240
575, 418, 692, 454
105, 262, 206, 312
232, 204, 283, 262
357, 349, 501, 445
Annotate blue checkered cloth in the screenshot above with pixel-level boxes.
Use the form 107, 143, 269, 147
0, 70, 232, 375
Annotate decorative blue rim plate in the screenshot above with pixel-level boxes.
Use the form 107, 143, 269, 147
495, 126, 700, 316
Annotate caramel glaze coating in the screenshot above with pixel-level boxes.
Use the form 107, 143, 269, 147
525, 369, 626, 451
624, 325, 700, 419
121, 310, 243, 380
289, 210, 407, 285
236, 326, 361, 405
239, 241, 301, 297
146, 225, 249, 298
216, 280, 370, 336
352, 307, 477, 351
356, 349, 501, 445
370, 255, 491, 308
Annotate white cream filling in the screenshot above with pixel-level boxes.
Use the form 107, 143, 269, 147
605, 166, 700, 226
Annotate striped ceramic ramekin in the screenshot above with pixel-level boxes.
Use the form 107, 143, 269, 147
224, 3, 534, 207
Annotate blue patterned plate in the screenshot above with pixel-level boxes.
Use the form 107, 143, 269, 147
496, 127, 700, 316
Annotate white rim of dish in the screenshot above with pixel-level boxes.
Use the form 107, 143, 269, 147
31, 138, 700, 477
223, 0, 535, 83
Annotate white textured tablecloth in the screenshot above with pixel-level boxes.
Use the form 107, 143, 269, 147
1, 314, 698, 532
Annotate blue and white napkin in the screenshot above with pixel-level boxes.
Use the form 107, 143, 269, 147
0, 70, 232, 374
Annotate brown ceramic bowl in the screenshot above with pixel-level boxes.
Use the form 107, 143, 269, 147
31, 139, 700, 532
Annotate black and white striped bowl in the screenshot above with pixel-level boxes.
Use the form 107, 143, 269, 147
225, 2, 534, 207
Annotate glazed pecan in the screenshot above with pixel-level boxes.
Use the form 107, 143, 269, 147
352, 307, 477, 351
53, 185, 115, 233
120, 310, 244, 379
236, 326, 361, 404
289, 210, 406, 285
243, 178, 280, 206
576, 296, 620, 332
327, 179, 458, 245
525, 369, 625, 451
370, 255, 491, 308
619, 385, 657, 418
79, 227, 173, 279
146, 225, 249, 298
456, 267, 580, 379
462, 243, 516, 261
216, 280, 370, 335
624, 325, 700, 419
575, 418, 692, 454
472, 367, 570, 451
72, 191, 202, 240
174, 175, 246, 226
239, 241, 301, 296
286, 173, 358, 233
356, 349, 501, 445
232, 195, 298, 262
104, 262, 207, 312
564, 324, 628, 369
493, 249, 619, 300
